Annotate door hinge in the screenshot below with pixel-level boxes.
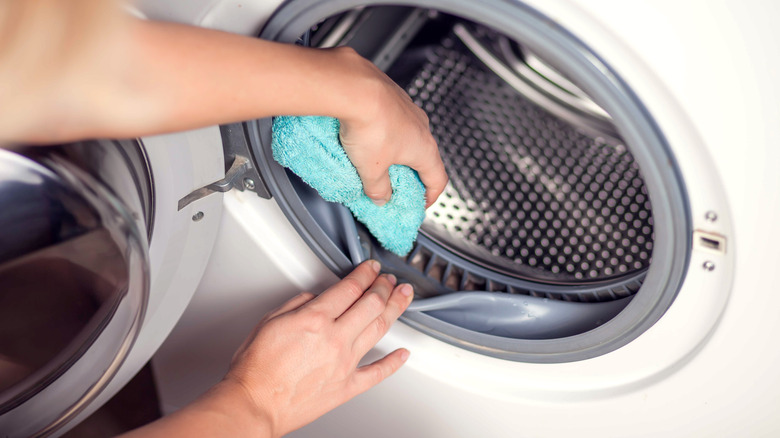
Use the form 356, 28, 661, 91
177, 123, 272, 210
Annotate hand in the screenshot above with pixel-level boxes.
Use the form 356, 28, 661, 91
224, 260, 414, 438
334, 48, 448, 207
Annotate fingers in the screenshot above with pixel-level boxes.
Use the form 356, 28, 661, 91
408, 132, 447, 208
336, 273, 397, 335
356, 147, 447, 208
309, 260, 381, 318
350, 349, 410, 395
338, 123, 392, 206
358, 158, 447, 208
356, 165, 393, 207
352, 283, 413, 356
397, 128, 448, 208
416, 156, 448, 208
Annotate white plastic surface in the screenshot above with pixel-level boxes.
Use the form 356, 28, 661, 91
150, 0, 780, 436
134, 0, 285, 35
153, 190, 338, 412
58, 127, 225, 435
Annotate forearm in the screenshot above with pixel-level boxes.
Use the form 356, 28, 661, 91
1, 5, 447, 204
18, 18, 381, 142
116, 19, 380, 135
119, 380, 275, 438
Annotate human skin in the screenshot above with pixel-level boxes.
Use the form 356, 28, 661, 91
119, 261, 413, 438
0, 2, 448, 206
1, 2, 439, 434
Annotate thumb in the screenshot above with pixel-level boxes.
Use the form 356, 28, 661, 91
357, 166, 393, 206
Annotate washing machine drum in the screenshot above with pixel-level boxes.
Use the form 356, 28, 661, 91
233, 3, 691, 363
0, 143, 150, 435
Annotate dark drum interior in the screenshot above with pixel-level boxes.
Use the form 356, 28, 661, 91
245, 2, 690, 362
306, 7, 653, 300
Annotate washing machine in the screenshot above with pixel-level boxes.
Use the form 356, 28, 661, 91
146, 0, 780, 436
1, 0, 777, 436
0, 131, 224, 437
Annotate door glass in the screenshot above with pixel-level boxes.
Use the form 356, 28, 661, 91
0, 148, 146, 430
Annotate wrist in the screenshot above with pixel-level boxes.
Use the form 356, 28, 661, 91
317, 46, 385, 127
207, 377, 279, 438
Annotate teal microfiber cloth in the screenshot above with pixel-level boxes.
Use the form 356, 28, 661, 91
271, 116, 426, 256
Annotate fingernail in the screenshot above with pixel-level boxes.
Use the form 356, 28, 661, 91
369, 260, 381, 273
400, 349, 410, 362
371, 198, 387, 207
399, 284, 413, 297
386, 274, 397, 286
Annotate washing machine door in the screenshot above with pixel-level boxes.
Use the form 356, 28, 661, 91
0, 144, 150, 437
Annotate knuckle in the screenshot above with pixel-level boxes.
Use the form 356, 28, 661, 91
371, 364, 387, 384
258, 314, 274, 325
430, 165, 449, 186
257, 318, 282, 339
427, 146, 443, 162
340, 277, 366, 299
364, 292, 386, 312
299, 291, 316, 301
362, 170, 391, 185
416, 107, 430, 122
302, 310, 329, 331
332, 45, 358, 57
372, 316, 388, 335
348, 375, 366, 394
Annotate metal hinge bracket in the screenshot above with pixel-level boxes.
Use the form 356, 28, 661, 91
177, 123, 272, 210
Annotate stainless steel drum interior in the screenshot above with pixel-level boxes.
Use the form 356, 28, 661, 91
402, 26, 654, 284
247, 1, 690, 362
306, 7, 655, 292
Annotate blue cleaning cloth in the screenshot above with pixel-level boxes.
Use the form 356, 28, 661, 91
272, 116, 426, 256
